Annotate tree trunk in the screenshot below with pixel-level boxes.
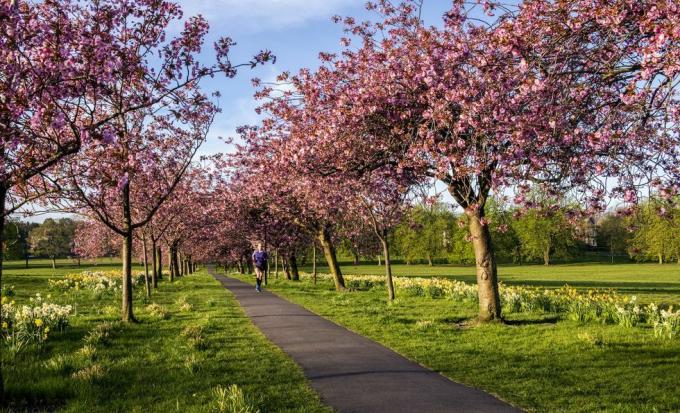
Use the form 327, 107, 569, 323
281, 256, 293, 280
543, 248, 550, 266
427, 254, 433, 266
168, 249, 175, 282
352, 250, 360, 265
0, 187, 7, 400
317, 226, 345, 290
51, 257, 56, 269
151, 239, 158, 288
121, 230, 135, 322
379, 234, 395, 301
246, 256, 253, 274
274, 250, 279, 278
290, 253, 300, 281
157, 245, 163, 280
312, 245, 317, 285
467, 208, 502, 322
142, 234, 151, 299
121, 182, 136, 323
659, 253, 663, 265
171, 244, 180, 280
378, 255, 382, 266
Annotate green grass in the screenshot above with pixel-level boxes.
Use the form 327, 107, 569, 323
1, 259, 330, 413
230, 268, 680, 413
300, 262, 680, 305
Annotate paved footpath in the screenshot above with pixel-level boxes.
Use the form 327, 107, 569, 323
209, 266, 522, 413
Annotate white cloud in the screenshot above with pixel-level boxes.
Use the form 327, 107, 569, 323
177, 0, 357, 31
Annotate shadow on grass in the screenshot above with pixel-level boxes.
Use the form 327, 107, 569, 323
504, 315, 560, 326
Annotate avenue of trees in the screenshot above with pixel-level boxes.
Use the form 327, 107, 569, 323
0, 0, 678, 400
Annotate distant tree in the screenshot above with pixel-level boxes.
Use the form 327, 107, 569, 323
486, 200, 522, 264
513, 209, 575, 266
628, 201, 680, 264
395, 203, 454, 265
597, 213, 631, 263
29, 218, 76, 268
2, 220, 37, 264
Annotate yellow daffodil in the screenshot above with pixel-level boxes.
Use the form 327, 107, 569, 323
35, 319, 44, 327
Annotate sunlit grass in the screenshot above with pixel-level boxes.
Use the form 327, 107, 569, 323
232, 269, 680, 413
2, 261, 329, 412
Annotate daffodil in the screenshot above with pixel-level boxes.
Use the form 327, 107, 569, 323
35, 319, 44, 327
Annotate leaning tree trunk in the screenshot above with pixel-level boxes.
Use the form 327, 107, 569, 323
51, 257, 56, 269
121, 183, 136, 322
467, 208, 501, 322
317, 226, 345, 290
142, 234, 151, 299
151, 239, 158, 288
289, 253, 300, 281
378, 233, 395, 301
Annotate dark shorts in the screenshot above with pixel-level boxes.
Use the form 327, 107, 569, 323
255, 265, 265, 271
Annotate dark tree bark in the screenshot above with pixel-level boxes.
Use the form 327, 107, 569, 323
121, 183, 136, 322
289, 253, 300, 281
156, 245, 163, 280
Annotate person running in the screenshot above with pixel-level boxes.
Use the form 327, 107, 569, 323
252, 243, 268, 292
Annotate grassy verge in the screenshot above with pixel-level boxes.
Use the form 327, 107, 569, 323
229, 270, 680, 413
298, 262, 680, 305
2, 261, 330, 413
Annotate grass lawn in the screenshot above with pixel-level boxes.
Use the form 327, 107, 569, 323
300, 262, 680, 305
2, 259, 330, 413
229, 266, 680, 413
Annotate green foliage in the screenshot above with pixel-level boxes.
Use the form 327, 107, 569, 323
2, 220, 37, 261
28, 218, 77, 265
512, 208, 575, 265
394, 203, 472, 265
627, 200, 680, 264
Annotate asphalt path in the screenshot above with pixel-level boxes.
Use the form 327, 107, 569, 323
209, 266, 522, 413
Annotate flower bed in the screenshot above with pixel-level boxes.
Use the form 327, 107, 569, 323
49, 270, 146, 294
302, 272, 680, 340
1, 291, 72, 353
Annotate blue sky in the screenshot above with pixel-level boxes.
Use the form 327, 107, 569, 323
174, 0, 453, 157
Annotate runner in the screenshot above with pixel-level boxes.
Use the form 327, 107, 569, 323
252, 243, 268, 292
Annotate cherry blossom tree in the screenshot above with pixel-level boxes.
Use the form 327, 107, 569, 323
254, 0, 679, 321
50, 0, 272, 322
